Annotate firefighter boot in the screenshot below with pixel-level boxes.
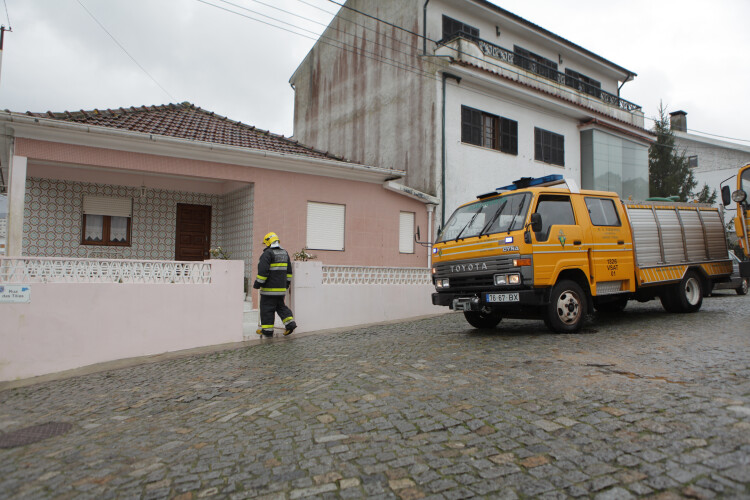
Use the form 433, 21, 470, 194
283, 322, 297, 336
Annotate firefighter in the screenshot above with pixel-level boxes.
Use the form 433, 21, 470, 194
253, 232, 297, 337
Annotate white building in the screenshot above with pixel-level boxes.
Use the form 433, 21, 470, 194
290, 0, 652, 225
670, 111, 750, 205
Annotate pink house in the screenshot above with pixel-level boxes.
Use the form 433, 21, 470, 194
0, 103, 441, 382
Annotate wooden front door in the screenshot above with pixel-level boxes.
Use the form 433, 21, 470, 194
175, 204, 211, 261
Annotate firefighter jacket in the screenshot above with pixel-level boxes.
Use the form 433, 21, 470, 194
253, 245, 292, 296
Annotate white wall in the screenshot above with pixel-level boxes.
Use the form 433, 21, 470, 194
0, 259, 244, 382
291, 261, 444, 332
443, 80, 581, 215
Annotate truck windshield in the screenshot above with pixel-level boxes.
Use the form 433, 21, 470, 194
439, 193, 531, 242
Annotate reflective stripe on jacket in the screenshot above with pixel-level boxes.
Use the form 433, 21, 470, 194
253, 245, 292, 296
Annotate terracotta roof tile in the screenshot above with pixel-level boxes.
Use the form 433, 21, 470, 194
25, 102, 345, 162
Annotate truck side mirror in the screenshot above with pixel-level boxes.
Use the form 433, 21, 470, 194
721, 185, 731, 206
530, 213, 542, 233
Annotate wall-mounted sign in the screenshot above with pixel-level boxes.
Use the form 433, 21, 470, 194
0, 285, 31, 303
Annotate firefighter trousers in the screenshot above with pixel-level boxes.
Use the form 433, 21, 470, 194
259, 295, 296, 334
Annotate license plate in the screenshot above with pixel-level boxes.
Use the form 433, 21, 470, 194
486, 293, 519, 303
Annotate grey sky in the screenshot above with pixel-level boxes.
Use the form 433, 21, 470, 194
1, 0, 749, 147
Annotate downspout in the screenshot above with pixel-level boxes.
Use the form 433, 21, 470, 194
617, 72, 632, 97
422, 0, 430, 55
427, 204, 434, 267
441, 72, 461, 226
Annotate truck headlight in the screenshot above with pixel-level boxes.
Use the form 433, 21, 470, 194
435, 278, 450, 288
732, 190, 747, 203
508, 273, 521, 284
494, 274, 507, 285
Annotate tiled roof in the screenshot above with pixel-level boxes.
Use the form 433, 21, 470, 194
24, 102, 345, 161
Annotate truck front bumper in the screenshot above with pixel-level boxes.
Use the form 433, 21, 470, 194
432, 289, 548, 309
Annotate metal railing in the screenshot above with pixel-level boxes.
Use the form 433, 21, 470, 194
0, 257, 212, 284
441, 33, 642, 113
322, 265, 432, 285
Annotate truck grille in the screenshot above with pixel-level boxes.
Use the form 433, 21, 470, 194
434, 255, 519, 291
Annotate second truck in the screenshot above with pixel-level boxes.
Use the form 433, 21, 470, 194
432, 175, 733, 333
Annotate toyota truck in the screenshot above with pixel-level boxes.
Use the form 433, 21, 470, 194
722, 163, 750, 277
431, 175, 733, 333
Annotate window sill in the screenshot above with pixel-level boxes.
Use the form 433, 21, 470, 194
459, 141, 517, 156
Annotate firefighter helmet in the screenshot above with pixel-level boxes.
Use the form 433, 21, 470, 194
263, 232, 279, 247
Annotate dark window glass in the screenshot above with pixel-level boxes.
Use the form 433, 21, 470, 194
442, 15, 479, 41
688, 155, 698, 168
585, 198, 621, 227
514, 45, 558, 80
534, 127, 565, 166
565, 69, 601, 98
534, 195, 576, 241
461, 105, 517, 155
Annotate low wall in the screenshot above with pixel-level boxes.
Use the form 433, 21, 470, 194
0, 258, 244, 382
290, 262, 444, 333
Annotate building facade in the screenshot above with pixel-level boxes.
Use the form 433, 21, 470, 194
290, 0, 651, 226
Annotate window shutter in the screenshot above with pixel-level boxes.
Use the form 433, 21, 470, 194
82, 196, 133, 217
399, 212, 415, 254
307, 202, 345, 251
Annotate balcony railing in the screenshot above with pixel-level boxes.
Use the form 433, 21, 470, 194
440, 33, 642, 113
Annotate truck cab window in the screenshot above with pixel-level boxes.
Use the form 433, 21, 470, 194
534, 195, 575, 241
585, 197, 621, 227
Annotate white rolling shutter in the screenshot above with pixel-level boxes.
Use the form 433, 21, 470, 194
82, 196, 132, 217
399, 211, 415, 254
307, 202, 345, 251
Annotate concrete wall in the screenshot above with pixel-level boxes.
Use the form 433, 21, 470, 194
0, 259, 244, 382
290, 261, 444, 333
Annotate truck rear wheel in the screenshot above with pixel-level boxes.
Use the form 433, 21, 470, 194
737, 278, 748, 296
464, 309, 502, 329
662, 270, 703, 313
545, 280, 586, 333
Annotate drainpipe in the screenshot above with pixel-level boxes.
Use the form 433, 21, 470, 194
422, 0, 430, 55
427, 204, 434, 267
441, 72, 461, 226
617, 72, 632, 97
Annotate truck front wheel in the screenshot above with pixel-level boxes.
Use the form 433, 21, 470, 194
545, 280, 586, 333
464, 309, 502, 329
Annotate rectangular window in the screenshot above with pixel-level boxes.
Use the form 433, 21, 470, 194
442, 15, 479, 41
564, 69, 601, 98
399, 211, 415, 254
514, 45, 558, 80
585, 197, 621, 227
306, 201, 345, 251
461, 105, 517, 155
688, 155, 698, 168
81, 195, 132, 246
534, 128, 565, 166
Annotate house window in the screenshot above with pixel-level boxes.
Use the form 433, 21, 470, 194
461, 106, 518, 154
534, 128, 565, 166
688, 155, 698, 168
585, 197, 621, 227
81, 195, 132, 246
306, 201, 345, 251
514, 45, 558, 80
399, 211, 415, 254
564, 69, 601, 98
442, 15, 479, 41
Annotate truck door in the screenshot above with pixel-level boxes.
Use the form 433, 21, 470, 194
582, 196, 634, 294
532, 194, 588, 286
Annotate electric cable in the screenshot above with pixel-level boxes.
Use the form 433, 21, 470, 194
3, 0, 11, 29
76, 0, 174, 101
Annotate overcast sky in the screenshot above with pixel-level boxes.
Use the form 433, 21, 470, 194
1, 0, 749, 146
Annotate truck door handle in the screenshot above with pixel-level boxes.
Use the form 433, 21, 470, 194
617, 240, 624, 245
574, 240, 581, 245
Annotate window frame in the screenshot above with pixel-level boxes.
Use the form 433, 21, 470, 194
461, 105, 518, 155
584, 197, 622, 227
81, 214, 132, 246
399, 211, 415, 254
306, 201, 346, 252
534, 127, 565, 166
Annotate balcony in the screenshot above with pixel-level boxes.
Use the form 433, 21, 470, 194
435, 33, 644, 126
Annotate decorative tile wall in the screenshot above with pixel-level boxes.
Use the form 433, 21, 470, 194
23, 178, 252, 269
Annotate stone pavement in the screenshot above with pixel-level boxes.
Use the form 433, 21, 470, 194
1, 293, 749, 499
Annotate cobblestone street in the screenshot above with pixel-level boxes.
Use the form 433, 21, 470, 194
1, 294, 749, 499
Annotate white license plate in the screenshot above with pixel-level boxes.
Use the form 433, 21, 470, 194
486, 293, 519, 303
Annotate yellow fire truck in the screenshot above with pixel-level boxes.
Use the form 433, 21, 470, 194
431, 175, 733, 333
722, 163, 750, 274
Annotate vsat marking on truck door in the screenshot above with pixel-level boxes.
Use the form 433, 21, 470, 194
431, 174, 733, 334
